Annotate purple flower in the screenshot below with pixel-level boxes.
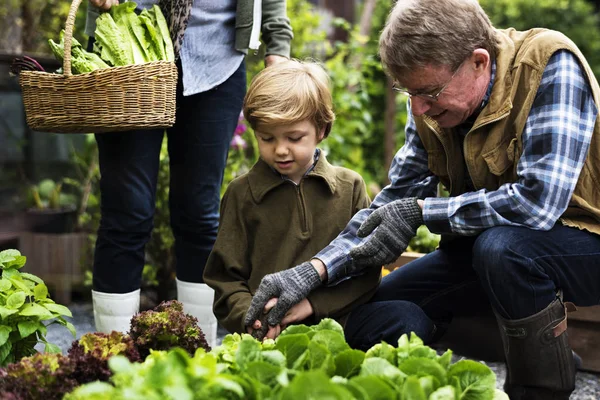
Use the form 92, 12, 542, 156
230, 134, 247, 149
235, 122, 247, 136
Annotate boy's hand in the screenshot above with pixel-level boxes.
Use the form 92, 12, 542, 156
350, 197, 423, 271
90, 0, 119, 11
248, 298, 313, 341
281, 298, 314, 326
245, 262, 322, 328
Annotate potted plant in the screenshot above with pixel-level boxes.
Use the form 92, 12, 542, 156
25, 178, 78, 234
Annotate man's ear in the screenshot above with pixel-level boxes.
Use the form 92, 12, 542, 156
471, 48, 490, 77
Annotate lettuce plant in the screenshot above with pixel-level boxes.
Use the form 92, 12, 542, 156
67, 331, 141, 384
0, 249, 75, 366
65, 318, 509, 400
129, 299, 210, 358
0, 352, 78, 400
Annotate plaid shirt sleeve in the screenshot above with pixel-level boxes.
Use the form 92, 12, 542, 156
424, 50, 597, 235
316, 103, 439, 284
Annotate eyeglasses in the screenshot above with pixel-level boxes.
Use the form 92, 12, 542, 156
392, 62, 464, 102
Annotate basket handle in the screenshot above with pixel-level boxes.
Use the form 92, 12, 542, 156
63, 0, 83, 77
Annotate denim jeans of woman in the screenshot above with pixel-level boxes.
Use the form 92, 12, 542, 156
344, 224, 600, 350
92, 61, 246, 293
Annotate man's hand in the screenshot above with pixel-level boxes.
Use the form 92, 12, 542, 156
89, 0, 119, 11
349, 197, 423, 271
245, 262, 322, 329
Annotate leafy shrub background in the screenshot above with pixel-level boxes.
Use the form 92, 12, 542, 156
480, 0, 600, 77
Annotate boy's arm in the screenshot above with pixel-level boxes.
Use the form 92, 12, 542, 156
202, 188, 253, 334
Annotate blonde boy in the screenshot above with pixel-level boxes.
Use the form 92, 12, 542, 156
203, 60, 380, 339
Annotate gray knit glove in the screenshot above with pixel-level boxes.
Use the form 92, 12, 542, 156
245, 262, 322, 328
350, 197, 423, 271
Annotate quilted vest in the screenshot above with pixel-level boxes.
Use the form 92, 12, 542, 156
414, 28, 600, 235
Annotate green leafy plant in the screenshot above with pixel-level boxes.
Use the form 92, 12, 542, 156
66, 331, 141, 385
64, 318, 508, 399
0, 249, 75, 366
481, 0, 600, 77
129, 300, 211, 358
26, 178, 77, 211
408, 225, 441, 254
48, 2, 174, 74
0, 352, 79, 400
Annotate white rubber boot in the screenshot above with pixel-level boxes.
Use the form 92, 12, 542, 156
176, 279, 218, 348
92, 289, 140, 334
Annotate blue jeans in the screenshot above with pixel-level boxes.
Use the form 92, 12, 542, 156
345, 224, 600, 349
93, 61, 246, 293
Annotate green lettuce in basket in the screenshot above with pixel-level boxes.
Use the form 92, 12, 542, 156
48, 2, 174, 74
94, 2, 174, 65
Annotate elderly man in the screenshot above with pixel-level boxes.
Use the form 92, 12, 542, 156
245, 0, 600, 398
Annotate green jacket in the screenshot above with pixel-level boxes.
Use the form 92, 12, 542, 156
86, 0, 292, 57
203, 154, 380, 334
414, 28, 600, 235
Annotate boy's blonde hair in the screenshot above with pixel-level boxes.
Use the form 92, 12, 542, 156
379, 0, 498, 80
243, 60, 335, 137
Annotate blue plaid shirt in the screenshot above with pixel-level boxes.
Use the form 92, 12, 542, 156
318, 50, 597, 284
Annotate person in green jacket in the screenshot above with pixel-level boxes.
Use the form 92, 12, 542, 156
204, 60, 428, 344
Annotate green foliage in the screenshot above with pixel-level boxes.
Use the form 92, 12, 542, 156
408, 225, 441, 254
26, 179, 73, 210
64, 134, 101, 232
221, 116, 260, 196
65, 318, 508, 399
481, 0, 600, 77
0, 249, 75, 367
0, 0, 88, 55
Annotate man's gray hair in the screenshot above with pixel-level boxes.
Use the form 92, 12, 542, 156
379, 0, 498, 79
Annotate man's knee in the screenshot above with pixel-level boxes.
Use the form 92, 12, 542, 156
472, 227, 529, 275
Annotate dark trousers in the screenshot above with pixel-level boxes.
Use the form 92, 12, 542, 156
93, 61, 246, 293
345, 224, 600, 350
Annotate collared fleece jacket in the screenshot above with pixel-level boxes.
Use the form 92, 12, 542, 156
203, 153, 381, 334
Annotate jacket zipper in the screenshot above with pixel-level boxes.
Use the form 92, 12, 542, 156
425, 119, 454, 194
296, 183, 308, 233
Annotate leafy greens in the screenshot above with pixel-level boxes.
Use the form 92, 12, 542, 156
65, 318, 509, 400
48, 2, 174, 74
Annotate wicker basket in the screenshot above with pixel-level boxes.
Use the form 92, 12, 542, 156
19, 0, 177, 134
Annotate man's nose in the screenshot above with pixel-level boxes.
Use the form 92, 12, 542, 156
410, 96, 433, 117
